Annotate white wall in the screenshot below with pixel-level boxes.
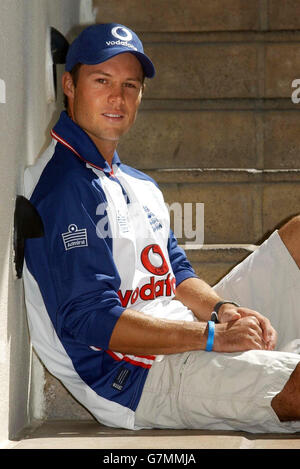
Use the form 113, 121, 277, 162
0, 0, 88, 444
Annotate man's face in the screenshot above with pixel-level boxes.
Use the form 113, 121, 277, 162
63, 53, 144, 151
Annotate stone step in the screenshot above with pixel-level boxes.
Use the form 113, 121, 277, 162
11, 418, 300, 449
41, 244, 256, 421
94, 0, 300, 33
183, 243, 257, 285
119, 109, 300, 170
92, 6, 300, 101
142, 42, 300, 100
145, 168, 300, 244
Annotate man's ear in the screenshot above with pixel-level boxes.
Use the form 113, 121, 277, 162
141, 81, 146, 96
62, 71, 75, 99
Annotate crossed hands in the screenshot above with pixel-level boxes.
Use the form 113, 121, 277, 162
213, 305, 278, 353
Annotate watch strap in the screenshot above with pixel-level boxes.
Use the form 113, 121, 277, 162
211, 300, 240, 323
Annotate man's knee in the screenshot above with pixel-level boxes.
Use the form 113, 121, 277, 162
278, 215, 300, 267
271, 362, 300, 421
279, 214, 300, 236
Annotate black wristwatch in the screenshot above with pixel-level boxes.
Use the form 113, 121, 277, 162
210, 301, 240, 323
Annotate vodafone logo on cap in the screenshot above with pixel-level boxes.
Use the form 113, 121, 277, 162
106, 26, 137, 50
111, 26, 133, 42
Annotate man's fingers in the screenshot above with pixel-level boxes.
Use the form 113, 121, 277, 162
238, 307, 278, 350
220, 310, 241, 323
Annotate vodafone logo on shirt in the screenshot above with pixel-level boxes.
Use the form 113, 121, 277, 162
140, 244, 169, 276
118, 244, 176, 308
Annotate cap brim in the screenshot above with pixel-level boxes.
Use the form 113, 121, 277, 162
67, 47, 155, 78
130, 51, 156, 78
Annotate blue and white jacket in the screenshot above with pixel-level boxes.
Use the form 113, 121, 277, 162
23, 111, 197, 429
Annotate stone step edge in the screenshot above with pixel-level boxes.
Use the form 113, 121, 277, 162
140, 31, 300, 44
180, 243, 258, 261
143, 168, 300, 184
140, 97, 298, 111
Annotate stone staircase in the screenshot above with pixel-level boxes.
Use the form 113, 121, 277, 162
40, 0, 300, 424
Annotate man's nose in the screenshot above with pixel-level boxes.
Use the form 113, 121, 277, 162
108, 84, 125, 105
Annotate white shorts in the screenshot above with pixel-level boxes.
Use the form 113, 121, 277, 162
214, 230, 300, 351
135, 231, 300, 433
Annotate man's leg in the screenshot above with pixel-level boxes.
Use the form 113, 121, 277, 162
272, 361, 300, 421
278, 215, 300, 269
135, 349, 300, 433
213, 221, 300, 350
211, 215, 300, 425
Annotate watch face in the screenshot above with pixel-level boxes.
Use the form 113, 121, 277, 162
211, 311, 219, 323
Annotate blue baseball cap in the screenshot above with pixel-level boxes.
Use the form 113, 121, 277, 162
65, 23, 155, 78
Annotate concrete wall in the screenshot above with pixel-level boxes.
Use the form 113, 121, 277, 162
0, 0, 90, 444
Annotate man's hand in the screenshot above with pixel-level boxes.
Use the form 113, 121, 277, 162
218, 304, 277, 351
214, 316, 267, 352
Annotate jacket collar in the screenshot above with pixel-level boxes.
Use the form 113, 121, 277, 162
51, 111, 121, 175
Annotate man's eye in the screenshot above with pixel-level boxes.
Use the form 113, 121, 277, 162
124, 82, 136, 89
96, 78, 107, 84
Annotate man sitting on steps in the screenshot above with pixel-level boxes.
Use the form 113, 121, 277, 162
23, 23, 300, 433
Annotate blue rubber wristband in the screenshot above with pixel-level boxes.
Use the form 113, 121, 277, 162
205, 320, 215, 352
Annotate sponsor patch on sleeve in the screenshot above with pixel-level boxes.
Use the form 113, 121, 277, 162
112, 366, 131, 391
61, 224, 88, 251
